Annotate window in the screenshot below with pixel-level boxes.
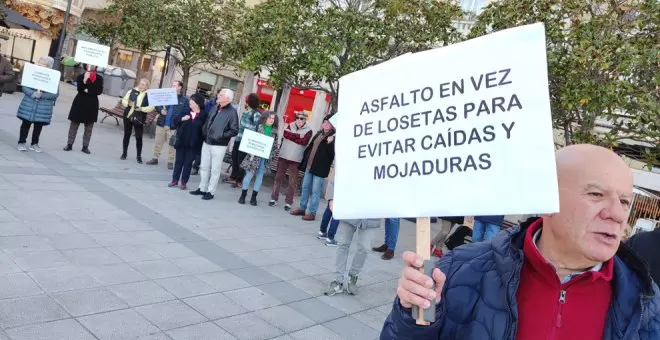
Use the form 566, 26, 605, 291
141, 56, 151, 73
221, 77, 239, 91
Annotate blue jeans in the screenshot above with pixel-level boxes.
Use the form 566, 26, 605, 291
299, 171, 325, 216
384, 218, 401, 251
320, 203, 340, 240
472, 220, 501, 242
242, 159, 266, 192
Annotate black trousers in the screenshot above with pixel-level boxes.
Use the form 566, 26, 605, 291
229, 140, 248, 182
18, 120, 44, 145
123, 118, 144, 156
172, 147, 196, 184
192, 144, 202, 170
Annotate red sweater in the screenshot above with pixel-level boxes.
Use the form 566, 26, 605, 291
516, 220, 614, 340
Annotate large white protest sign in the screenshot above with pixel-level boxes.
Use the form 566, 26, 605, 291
147, 88, 178, 106
21, 63, 61, 94
74, 41, 110, 68
333, 23, 559, 220
239, 129, 275, 159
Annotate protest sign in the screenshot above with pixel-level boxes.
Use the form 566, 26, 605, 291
147, 88, 178, 106
74, 41, 110, 68
333, 23, 559, 220
21, 63, 61, 94
239, 129, 275, 159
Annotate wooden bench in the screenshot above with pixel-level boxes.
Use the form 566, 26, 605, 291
99, 106, 123, 126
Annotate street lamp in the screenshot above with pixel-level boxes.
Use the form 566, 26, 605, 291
53, 0, 73, 72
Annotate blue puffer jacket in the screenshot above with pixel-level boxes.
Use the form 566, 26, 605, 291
381, 219, 660, 339
16, 87, 58, 124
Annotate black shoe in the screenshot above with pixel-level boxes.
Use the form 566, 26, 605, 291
81, 147, 91, 154
250, 192, 258, 206
238, 190, 247, 204
120, 153, 127, 160
202, 192, 214, 200
189, 189, 206, 196
63, 144, 72, 151
137, 157, 143, 164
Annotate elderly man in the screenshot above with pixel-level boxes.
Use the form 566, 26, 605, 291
189, 88, 238, 200
382, 144, 660, 339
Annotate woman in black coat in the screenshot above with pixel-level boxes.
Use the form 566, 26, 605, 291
64, 64, 104, 154
168, 94, 207, 190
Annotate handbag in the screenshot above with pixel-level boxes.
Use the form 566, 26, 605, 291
168, 133, 177, 147
129, 111, 146, 126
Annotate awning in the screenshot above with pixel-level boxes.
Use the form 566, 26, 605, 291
0, 5, 44, 31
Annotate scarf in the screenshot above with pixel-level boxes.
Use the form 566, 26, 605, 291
307, 132, 329, 171
263, 124, 273, 136
87, 71, 97, 84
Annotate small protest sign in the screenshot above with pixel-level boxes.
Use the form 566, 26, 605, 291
333, 23, 559, 220
74, 41, 110, 68
21, 63, 61, 94
147, 88, 178, 106
239, 129, 275, 159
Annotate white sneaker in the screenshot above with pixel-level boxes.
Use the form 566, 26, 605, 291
17, 143, 27, 152
29, 144, 43, 153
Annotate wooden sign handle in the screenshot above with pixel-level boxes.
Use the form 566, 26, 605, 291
412, 217, 434, 325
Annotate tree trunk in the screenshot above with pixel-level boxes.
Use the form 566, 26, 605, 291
563, 121, 573, 146
135, 49, 146, 82
330, 92, 338, 114
181, 67, 191, 96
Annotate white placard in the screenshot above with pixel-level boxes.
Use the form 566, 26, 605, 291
20, 63, 61, 94
147, 88, 178, 106
333, 23, 559, 220
239, 129, 275, 159
74, 40, 110, 68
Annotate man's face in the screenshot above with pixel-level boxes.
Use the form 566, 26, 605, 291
218, 91, 230, 105
172, 82, 182, 94
547, 151, 633, 263
37, 60, 48, 68
295, 115, 306, 127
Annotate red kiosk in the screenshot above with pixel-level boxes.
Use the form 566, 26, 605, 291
255, 79, 331, 124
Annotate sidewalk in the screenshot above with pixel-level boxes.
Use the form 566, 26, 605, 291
0, 83, 437, 340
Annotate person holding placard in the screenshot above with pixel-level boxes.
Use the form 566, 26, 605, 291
269, 111, 314, 210
65, 64, 103, 154
227, 93, 262, 188
290, 115, 336, 221
382, 145, 660, 339
120, 78, 155, 163
16, 56, 58, 153
147, 80, 189, 170
238, 111, 279, 206
168, 94, 206, 190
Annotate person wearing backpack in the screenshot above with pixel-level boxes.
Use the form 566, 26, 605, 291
226, 93, 261, 188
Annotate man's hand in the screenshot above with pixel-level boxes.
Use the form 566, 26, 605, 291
160, 109, 167, 116
181, 115, 191, 121
32, 90, 42, 99
397, 251, 446, 309
83, 71, 90, 83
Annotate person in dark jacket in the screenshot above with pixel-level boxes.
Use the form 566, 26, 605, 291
16, 56, 58, 153
627, 226, 660, 286
189, 88, 239, 200
238, 111, 279, 206
120, 78, 154, 163
472, 215, 505, 242
169, 94, 206, 190
64, 64, 103, 154
290, 115, 336, 221
147, 80, 189, 169
382, 144, 660, 340
0, 39, 15, 98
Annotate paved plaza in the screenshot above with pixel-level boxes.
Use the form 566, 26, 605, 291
0, 84, 444, 339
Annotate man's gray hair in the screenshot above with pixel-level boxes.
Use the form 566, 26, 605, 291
220, 88, 234, 102
39, 56, 55, 69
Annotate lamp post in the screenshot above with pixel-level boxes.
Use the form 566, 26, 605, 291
158, 45, 171, 88
53, 0, 73, 72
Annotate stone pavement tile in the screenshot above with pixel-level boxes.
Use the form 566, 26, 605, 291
82, 263, 148, 285
26, 220, 80, 235
229, 267, 281, 286
214, 313, 284, 340
236, 250, 286, 266
0, 273, 43, 299
183, 293, 248, 320
0, 295, 69, 328
288, 298, 345, 324
271, 336, 296, 340
136, 332, 173, 340
213, 238, 262, 253
261, 263, 308, 281
376, 303, 393, 315
5, 319, 96, 340
146, 243, 199, 259
61, 247, 124, 266
0, 210, 18, 222
351, 309, 389, 331
195, 271, 251, 292
0, 222, 34, 237
155, 276, 216, 299
286, 260, 333, 276
0, 253, 21, 274
78, 309, 161, 340
323, 316, 380, 340
88, 232, 144, 247
253, 305, 316, 333
47, 233, 102, 250
353, 282, 398, 308
0, 235, 54, 252
69, 220, 120, 234
223, 287, 282, 311
9, 250, 72, 271
108, 245, 163, 262
167, 322, 237, 340
135, 300, 207, 331
289, 325, 343, 340
110, 281, 176, 307
318, 294, 374, 314
28, 267, 102, 292
170, 256, 223, 275
132, 259, 187, 279
129, 231, 175, 245
258, 281, 312, 304
288, 277, 327, 297
112, 219, 155, 232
